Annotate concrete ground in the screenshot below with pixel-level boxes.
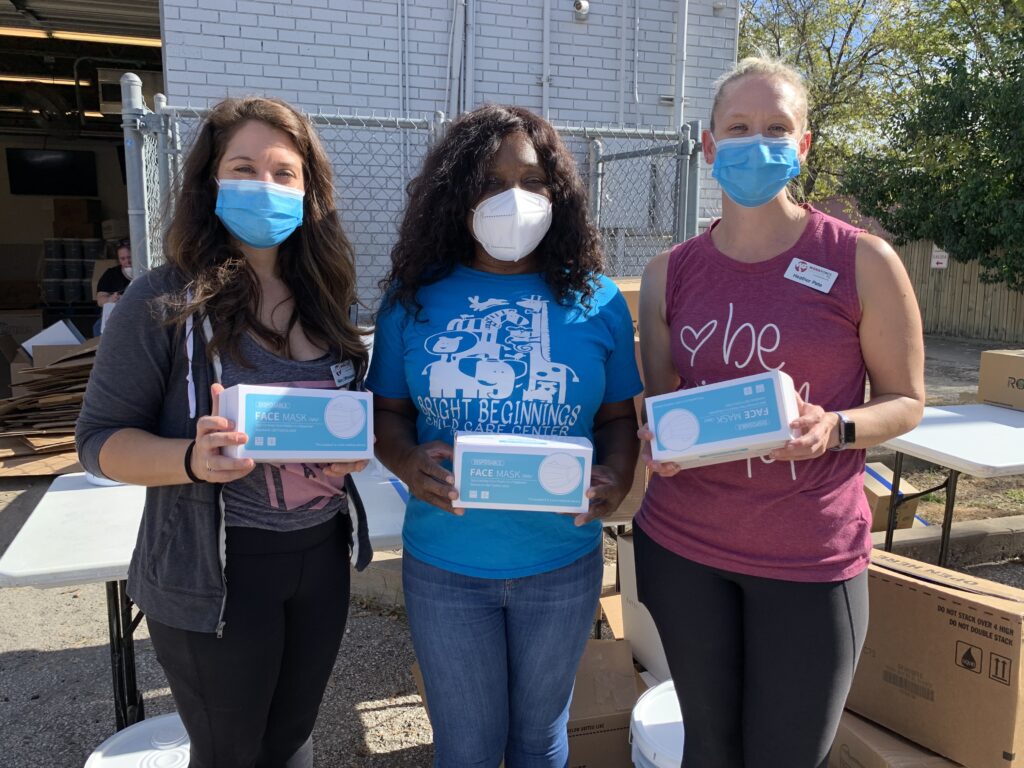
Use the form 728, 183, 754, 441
0, 332, 1021, 767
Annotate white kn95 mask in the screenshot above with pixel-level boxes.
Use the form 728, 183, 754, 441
471, 187, 553, 262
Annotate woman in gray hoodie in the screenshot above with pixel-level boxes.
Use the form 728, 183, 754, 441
76, 97, 370, 768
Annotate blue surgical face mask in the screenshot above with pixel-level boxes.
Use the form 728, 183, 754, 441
214, 179, 305, 249
710, 134, 801, 208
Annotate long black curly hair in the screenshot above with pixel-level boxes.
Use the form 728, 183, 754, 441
379, 104, 604, 317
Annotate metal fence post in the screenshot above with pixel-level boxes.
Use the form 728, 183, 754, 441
153, 94, 171, 227
588, 138, 603, 229
684, 119, 701, 240
120, 73, 151, 274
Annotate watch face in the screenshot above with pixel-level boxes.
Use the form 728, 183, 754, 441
844, 420, 856, 444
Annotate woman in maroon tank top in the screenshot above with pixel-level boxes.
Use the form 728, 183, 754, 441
633, 57, 925, 767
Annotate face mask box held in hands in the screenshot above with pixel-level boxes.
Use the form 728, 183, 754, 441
453, 432, 593, 513
646, 369, 800, 468
219, 385, 373, 462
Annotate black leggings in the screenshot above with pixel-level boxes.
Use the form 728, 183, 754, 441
148, 515, 351, 768
633, 522, 868, 768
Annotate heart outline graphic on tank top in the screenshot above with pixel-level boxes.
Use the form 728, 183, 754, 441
679, 320, 718, 366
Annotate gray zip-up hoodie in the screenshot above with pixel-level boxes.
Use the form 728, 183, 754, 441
76, 265, 371, 634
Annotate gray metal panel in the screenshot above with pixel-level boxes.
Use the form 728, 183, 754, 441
1, 1, 160, 37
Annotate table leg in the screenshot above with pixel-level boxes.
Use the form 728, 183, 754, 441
883, 453, 905, 552
938, 470, 961, 567
105, 579, 145, 731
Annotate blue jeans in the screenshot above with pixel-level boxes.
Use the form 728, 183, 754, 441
403, 546, 603, 768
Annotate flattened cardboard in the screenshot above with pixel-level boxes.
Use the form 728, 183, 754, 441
847, 550, 1024, 768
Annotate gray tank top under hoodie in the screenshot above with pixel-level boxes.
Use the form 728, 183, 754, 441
220, 332, 350, 532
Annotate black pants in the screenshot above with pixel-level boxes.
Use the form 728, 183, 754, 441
148, 515, 351, 768
633, 522, 868, 768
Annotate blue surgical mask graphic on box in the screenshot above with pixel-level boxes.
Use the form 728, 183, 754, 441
454, 433, 593, 513
647, 370, 800, 467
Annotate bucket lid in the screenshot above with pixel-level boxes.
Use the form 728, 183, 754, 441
84, 713, 190, 768
630, 680, 684, 768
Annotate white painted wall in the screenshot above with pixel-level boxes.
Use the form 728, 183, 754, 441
158, 0, 738, 299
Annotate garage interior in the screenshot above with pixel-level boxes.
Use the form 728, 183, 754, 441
0, 0, 162, 358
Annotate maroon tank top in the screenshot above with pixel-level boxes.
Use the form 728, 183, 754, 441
636, 206, 872, 582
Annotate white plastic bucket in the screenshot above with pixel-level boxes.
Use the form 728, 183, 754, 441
630, 679, 684, 768
84, 713, 190, 768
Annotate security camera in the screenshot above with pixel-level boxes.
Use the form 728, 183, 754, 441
573, 0, 590, 20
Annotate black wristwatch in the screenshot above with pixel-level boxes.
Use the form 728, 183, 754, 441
829, 411, 855, 451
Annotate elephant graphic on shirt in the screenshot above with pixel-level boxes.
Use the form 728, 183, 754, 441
425, 356, 524, 399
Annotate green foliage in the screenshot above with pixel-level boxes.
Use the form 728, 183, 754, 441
845, 4, 1024, 290
738, 0, 947, 200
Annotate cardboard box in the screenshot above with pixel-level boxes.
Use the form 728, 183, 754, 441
847, 550, 1024, 768
568, 639, 643, 768
0, 310, 44, 343
53, 198, 102, 223
453, 433, 593, 513
102, 218, 129, 240
979, 350, 1024, 411
219, 385, 373, 462
53, 219, 102, 238
864, 462, 919, 532
611, 276, 641, 334
646, 369, 800, 468
616, 533, 670, 682
829, 711, 963, 768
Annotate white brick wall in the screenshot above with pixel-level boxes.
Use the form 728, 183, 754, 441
158, 0, 737, 298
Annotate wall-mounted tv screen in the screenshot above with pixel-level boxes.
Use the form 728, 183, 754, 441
6, 148, 98, 196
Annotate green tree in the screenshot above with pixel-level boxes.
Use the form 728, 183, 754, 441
739, 0, 947, 200
844, 3, 1024, 290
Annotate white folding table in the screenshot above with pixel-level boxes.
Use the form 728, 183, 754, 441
0, 464, 407, 732
881, 404, 1024, 566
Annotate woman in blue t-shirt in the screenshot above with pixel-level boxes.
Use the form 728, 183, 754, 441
366, 104, 642, 767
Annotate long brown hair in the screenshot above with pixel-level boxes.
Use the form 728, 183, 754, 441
380, 104, 603, 317
163, 97, 367, 376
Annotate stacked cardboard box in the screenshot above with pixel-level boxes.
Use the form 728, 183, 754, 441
53, 198, 102, 239
847, 550, 1024, 768
863, 461, 919, 532
979, 350, 1024, 411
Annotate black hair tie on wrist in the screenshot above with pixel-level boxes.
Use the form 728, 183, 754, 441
183, 439, 207, 484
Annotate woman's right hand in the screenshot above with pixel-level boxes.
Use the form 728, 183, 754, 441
399, 440, 462, 515
189, 383, 256, 483
638, 424, 683, 478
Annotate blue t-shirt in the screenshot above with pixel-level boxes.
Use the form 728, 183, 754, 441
366, 265, 642, 578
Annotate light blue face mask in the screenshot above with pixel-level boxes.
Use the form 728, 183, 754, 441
710, 134, 801, 208
214, 179, 305, 249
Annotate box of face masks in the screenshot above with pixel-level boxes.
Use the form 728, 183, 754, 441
219, 384, 373, 462
453, 432, 593, 513
646, 369, 800, 468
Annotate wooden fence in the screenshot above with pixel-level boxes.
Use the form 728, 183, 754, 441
898, 240, 1024, 344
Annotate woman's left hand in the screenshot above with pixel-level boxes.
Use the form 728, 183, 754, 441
769, 392, 838, 462
323, 459, 370, 479
574, 464, 627, 527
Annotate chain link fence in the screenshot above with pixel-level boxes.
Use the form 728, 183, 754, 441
120, 74, 700, 316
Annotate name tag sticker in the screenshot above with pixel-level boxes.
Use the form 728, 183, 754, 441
331, 360, 355, 388
783, 258, 838, 294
